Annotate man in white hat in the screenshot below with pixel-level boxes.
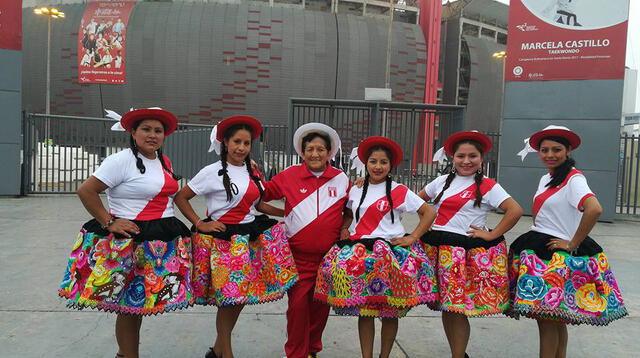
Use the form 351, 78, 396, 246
262, 123, 351, 358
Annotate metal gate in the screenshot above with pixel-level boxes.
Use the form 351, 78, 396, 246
618, 134, 640, 215
21, 113, 287, 194
287, 98, 501, 192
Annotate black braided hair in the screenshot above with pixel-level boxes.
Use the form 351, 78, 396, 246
219, 144, 234, 201
473, 168, 484, 208
385, 174, 395, 223
433, 171, 456, 204
245, 155, 264, 198
218, 124, 258, 201
538, 136, 577, 188
157, 147, 182, 181
129, 135, 146, 174
355, 173, 370, 223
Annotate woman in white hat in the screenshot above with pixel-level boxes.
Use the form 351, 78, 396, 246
509, 125, 627, 357
58, 108, 193, 358
314, 136, 437, 358
174, 115, 298, 358
261, 123, 350, 358
419, 131, 523, 358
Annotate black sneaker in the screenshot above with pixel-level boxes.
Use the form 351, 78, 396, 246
205, 348, 218, 358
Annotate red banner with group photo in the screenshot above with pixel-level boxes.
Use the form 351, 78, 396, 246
0, 0, 22, 50
78, 1, 135, 84
505, 0, 629, 82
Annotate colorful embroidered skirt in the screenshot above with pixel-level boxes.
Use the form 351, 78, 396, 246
314, 238, 438, 318
507, 231, 627, 325
421, 230, 510, 316
191, 216, 298, 306
58, 217, 194, 315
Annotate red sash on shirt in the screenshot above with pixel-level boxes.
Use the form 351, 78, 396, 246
217, 178, 261, 224
434, 178, 496, 226
532, 169, 582, 219
135, 155, 179, 220
351, 185, 408, 239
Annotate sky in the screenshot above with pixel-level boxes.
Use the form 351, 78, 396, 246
486, 0, 640, 113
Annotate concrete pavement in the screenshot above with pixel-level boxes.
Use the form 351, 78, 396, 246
0, 195, 637, 358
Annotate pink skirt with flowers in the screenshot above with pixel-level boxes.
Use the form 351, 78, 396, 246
314, 238, 438, 318
421, 230, 510, 316
191, 218, 298, 306
58, 217, 194, 315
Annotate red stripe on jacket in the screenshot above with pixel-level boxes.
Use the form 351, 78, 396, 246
263, 164, 350, 255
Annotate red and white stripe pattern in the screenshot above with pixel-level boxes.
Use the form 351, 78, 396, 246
284, 171, 350, 238
188, 162, 263, 225
425, 175, 510, 236
531, 169, 596, 240
135, 155, 179, 220
348, 182, 424, 240
262, 164, 350, 255
93, 149, 179, 220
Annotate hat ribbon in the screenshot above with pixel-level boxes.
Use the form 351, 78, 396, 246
517, 137, 537, 161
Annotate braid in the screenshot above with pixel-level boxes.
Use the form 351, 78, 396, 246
219, 144, 233, 201
355, 174, 370, 222
433, 171, 456, 204
547, 157, 576, 188
157, 148, 182, 181
129, 136, 146, 174
245, 156, 264, 198
473, 169, 484, 208
385, 175, 395, 224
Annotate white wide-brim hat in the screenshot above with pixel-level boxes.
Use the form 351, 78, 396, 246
293, 123, 341, 160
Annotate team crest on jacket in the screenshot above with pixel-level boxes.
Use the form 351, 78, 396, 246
376, 199, 389, 212
460, 190, 474, 199
328, 186, 337, 197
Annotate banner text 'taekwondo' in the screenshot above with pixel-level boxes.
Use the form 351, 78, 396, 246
505, 0, 630, 82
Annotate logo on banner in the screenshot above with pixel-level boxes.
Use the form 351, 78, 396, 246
513, 66, 524, 76
376, 200, 389, 212
460, 190, 474, 199
328, 187, 337, 197
516, 23, 538, 32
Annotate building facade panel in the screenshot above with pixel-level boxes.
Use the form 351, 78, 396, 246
22, 2, 426, 124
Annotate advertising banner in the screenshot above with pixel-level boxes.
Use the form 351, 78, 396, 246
505, 0, 629, 82
78, 1, 135, 84
0, 0, 22, 50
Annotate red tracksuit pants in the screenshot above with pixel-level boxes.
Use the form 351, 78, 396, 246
284, 252, 329, 358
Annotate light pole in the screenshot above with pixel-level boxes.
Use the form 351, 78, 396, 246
492, 50, 507, 104
384, 0, 395, 90
492, 50, 506, 179
34, 6, 65, 115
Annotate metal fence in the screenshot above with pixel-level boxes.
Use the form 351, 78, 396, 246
21, 113, 288, 194
287, 98, 501, 192
618, 134, 640, 215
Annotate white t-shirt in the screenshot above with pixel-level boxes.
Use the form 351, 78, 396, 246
531, 169, 595, 240
188, 161, 263, 224
424, 174, 511, 236
347, 181, 425, 240
93, 149, 178, 220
